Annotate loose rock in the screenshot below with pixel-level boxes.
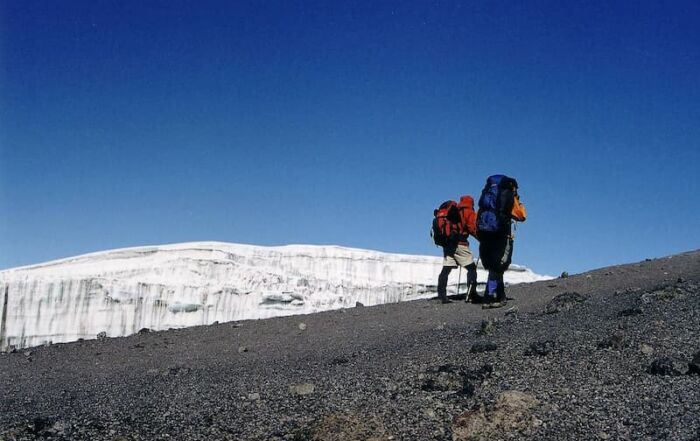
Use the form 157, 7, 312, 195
618, 307, 643, 317
545, 292, 587, 314
289, 383, 316, 396
647, 357, 688, 376
479, 319, 497, 335
452, 391, 540, 440
597, 332, 625, 350
688, 351, 700, 375
525, 341, 555, 356
470, 341, 498, 353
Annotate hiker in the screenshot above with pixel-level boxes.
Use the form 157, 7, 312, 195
432, 196, 479, 304
476, 175, 527, 306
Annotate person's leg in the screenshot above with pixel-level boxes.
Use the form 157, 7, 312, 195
495, 272, 506, 302
453, 244, 475, 301
437, 265, 453, 302
494, 236, 513, 302
466, 263, 477, 300
486, 270, 499, 301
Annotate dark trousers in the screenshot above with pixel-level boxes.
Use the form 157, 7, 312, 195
437, 263, 477, 300
479, 234, 513, 302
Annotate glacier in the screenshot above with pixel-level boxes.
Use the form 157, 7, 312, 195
0, 242, 550, 350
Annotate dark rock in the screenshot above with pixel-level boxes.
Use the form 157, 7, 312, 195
525, 340, 555, 356
138, 327, 151, 334
618, 307, 643, 317
421, 364, 491, 396
420, 372, 461, 393
27, 417, 52, 435
597, 332, 625, 350
435, 363, 460, 373
331, 356, 350, 365
470, 341, 498, 353
560, 271, 569, 278
355, 301, 364, 307
546, 292, 587, 314
647, 357, 687, 376
466, 364, 493, 381
688, 352, 700, 375
96, 331, 107, 340
165, 366, 191, 376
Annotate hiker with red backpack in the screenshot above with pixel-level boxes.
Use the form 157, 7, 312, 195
476, 175, 527, 306
432, 196, 479, 304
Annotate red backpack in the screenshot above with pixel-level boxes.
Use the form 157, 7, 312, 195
431, 200, 460, 247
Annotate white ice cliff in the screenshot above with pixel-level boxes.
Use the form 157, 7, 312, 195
0, 242, 550, 350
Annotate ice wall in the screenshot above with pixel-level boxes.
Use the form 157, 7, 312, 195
0, 242, 550, 350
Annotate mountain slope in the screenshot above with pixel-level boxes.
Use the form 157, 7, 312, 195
0, 242, 549, 349
0, 251, 697, 440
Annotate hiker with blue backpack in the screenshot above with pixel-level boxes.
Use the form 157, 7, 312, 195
432, 196, 479, 304
476, 175, 527, 306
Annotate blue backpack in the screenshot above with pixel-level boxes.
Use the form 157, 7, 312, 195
477, 175, 518, 234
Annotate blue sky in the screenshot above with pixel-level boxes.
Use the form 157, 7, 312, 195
1, 0, 698, 275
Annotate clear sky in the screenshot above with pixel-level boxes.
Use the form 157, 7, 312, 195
1, 1, 699, 275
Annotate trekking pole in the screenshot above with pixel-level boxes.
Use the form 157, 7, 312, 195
457, 265, 462, 297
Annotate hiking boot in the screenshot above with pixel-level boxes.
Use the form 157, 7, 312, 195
482, 300, 507, 309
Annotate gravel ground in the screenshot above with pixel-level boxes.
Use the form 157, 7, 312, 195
1, 251, 699, 441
